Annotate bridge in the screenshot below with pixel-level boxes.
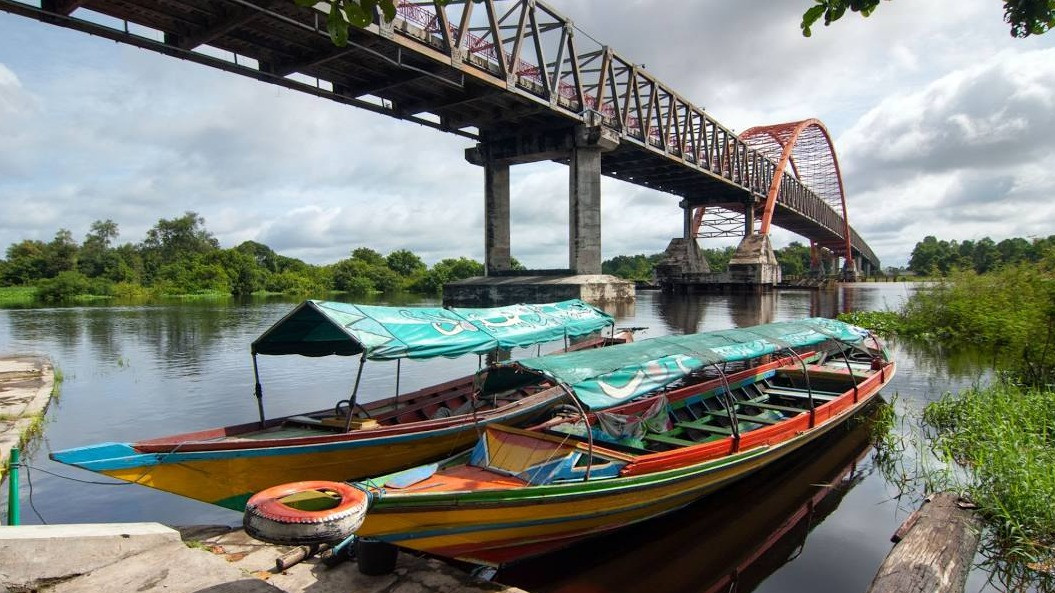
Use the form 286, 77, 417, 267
3, 0, 881, 301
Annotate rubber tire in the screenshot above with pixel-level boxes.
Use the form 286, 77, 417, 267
244, 481, 369, 546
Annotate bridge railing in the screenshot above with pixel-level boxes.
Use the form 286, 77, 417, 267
387, 1, 876, 264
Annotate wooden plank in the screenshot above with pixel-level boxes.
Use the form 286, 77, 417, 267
738, 401, 807, 414
675, 421, 734, 435
766, 387, 838, 401
642, 433, 696, 447
736, 414, 781, 425
867, 492, 980, 593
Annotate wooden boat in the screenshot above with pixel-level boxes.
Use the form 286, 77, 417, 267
495, 400, 876, 592
242, 318, 896, 566
50, 299, 628, 510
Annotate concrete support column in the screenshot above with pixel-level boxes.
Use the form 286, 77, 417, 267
569, 144, 603, 275
484, 161, 511, 275
681, 200, 692, 239
744, 202, 755, 236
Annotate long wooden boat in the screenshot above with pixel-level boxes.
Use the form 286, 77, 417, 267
242, 318, 896, 566
496, 401, 876, 592
50, 299, 625, 511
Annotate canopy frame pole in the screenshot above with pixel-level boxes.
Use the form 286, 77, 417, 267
252, 353, 265, 428
558, 383, 593, 482
784, 348, 816, 428
711, 364, 741, 447
344, 354, 368, 432
839, 343, 860, 402
395, 358, 401, 406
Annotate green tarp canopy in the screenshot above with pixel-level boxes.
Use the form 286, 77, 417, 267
476, 318, 870, 410
250, 299, 614, 361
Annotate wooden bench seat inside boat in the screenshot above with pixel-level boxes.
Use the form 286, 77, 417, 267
738, 400, 809, 414
735, 413, 782, 425
675, 419, 735, 435
642, 432, 697, 448
764, 387, 839, 401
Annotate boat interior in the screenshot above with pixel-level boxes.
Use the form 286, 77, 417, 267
369, 345, 889, 492
541, 346, 883, 455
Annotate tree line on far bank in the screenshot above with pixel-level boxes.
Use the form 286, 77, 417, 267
907, 235, 1055, 277
602, 242, 816, 282
0, 212, 491, 302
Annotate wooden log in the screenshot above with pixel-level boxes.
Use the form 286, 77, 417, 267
867, 492, 980, 593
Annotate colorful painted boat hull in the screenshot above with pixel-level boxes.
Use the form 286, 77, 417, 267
51, 391, 559, 510
348, 357, 895, 566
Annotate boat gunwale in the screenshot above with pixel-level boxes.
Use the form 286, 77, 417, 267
364, 359, 895, 509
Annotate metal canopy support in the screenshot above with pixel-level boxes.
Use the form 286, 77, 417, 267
343, 354, 368, 432
252, 353, 265, 427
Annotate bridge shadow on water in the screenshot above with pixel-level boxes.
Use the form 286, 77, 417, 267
495, 405, 880, 593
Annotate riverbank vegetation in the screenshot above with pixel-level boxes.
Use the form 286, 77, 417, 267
0, 213, 487, 304
843, 235, 1055, 582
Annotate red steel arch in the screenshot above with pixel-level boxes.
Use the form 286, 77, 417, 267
740, 119, 854, 271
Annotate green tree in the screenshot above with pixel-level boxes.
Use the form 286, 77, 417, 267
413, 257, 484, 293
602, 254, 658, 281
35, 270, 93, 302
2, 240, 48, 285
973, 237, 999, 273
908, 236, 945, 276
235, 240, 283, 273
775, 241, 811, 277
351, 247, 386, 267
217, 249, 265, 296
43, 229, 79, 278
78, 220, 122, 279
801, 0, 1054, 38
997, 237, 1032, 265
331, 258, 374, 293
702, 246, 737, 273
142, 212, 219, 261
386, 249, 426, 277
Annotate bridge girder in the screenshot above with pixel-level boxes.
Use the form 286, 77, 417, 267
3, 0, 880, 270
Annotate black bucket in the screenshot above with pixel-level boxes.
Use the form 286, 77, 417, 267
356, 537, 398, 575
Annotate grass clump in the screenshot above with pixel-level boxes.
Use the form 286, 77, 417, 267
836, 310, 904, 337
0, 286, 36, 306
923, 381, 1055, 568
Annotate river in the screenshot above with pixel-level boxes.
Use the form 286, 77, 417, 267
0, 285, 997, 592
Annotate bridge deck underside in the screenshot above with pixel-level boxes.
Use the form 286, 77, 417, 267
5, 0, 878, 268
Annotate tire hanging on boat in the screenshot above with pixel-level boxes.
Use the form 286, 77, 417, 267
244, 480, 369, 546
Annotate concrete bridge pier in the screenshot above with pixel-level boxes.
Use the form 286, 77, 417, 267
842, 256, 861, 282
727, 233, 781, 290
446, 125, 634, 307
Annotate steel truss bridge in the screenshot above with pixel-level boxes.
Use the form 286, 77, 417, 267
3, 0, 880, 272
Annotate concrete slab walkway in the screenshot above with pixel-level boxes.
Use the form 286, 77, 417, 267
0, 523, 527, 593
0, 355, 54, 482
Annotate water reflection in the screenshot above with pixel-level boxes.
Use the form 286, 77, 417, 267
0, 284, 995, 592
497, 408, 877, 593
729, 292, 775, 327
654, 291, 709, 334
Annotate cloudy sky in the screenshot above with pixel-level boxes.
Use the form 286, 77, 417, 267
1, 1, 1053, 269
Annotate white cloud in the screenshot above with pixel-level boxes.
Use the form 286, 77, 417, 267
0, 1, 1053, 270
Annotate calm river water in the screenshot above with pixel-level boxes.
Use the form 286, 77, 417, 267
0, 285, 997, 592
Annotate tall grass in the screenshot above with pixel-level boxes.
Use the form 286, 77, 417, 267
923, 382, 1055, 571
845, 258, 1055, 582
